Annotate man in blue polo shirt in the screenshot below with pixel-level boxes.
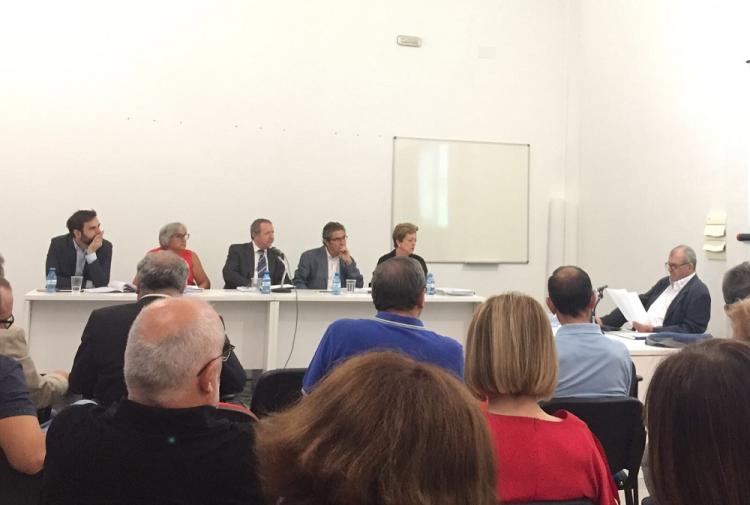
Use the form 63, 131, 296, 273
302, 256, 463, 393
547, 265, 632, 397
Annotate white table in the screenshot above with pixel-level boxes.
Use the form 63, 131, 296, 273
24, 290, 484, 372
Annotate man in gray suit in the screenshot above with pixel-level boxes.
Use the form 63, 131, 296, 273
293, 222, 364, 289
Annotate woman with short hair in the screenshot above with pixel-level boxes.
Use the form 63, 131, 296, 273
465, 292, 618, 505
257, 351, 497, 505
146, 222, 210, 288
376, 222, 428, 275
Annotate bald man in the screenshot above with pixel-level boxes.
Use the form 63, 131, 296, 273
44, 297, 264, 505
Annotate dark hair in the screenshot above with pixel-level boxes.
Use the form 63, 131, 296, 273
371, 256, 425, 311
646, 339, 750, 505
66, 210, 98, 234
250, 218, 272, 238
256, 351, 497, 505
723, 262, 750, 305
321, 221, 345, 242
547, 266, 593, 317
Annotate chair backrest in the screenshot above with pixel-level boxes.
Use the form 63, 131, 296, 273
540, 396, 646, 489
505, 500, 595, 505
0, 451, 43, 505
249, 368, 306, 417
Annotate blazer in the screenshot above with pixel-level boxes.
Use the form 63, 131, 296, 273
376, 250, 428, 275
601, 275, 711, 334
45, 234, 113, 289
69, 295, 247, 406
293, 246, 364, 289
222, 242, 290, 289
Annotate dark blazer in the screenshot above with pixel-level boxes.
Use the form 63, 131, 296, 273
293, 246, 364, 289
69, 296, 247, 406
45, 234, 113, 289
376, 250, 428, 275
222, 242, 290, 289
601, 275, 711, 333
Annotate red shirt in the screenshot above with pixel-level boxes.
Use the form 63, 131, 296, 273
485, 410, 619, 505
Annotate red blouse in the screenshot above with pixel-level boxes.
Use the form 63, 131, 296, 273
485, 410, 619, 505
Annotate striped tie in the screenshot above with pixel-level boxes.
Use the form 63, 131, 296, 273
257, 250, 267, 275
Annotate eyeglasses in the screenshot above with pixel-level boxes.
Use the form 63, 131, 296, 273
664, 262, 689, 271
0, 314, 14, 330
195, 336, 235, 377
327, 235, 347, 242
173, 233, 190, 240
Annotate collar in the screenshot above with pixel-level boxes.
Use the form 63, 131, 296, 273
252, 241, 265, 255
555, 322, 604, 337
73, 238, 85, 255
139, 293, 170, 302
326, 247, 338, 261
375, 311, 424, 328
111, 399, 223, 432
671, 272, 695, 290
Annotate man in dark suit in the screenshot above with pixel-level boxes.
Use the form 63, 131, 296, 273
69, 251, 246, 406
45, 209, 112, 289
600, 244, 711, 333
293, 221, 364, 289
222, 218, 290, 288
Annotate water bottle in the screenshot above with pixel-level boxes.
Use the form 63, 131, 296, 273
426, 272, 436, 295
261, 270, 271, 294
332, 272, 341, 295
46, 268, 57, 293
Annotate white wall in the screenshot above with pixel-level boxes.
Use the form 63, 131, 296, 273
0, 1, 573, 331
574, 0, 750, 336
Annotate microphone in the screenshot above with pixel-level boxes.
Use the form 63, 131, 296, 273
272, 248, 293, 288
592, 285, 608, 319
596, 284, 608, 297
737, 234, 750, 242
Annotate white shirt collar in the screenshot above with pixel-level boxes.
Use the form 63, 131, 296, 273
671, 272, 695, 290
325, 246, 338, 261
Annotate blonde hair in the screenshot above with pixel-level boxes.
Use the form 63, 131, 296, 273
392, 222, 418, 248
727, 298, 750, 343
465, 292, 557, 399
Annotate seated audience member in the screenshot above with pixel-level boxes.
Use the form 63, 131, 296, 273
646, 339, 750, 505
376, 222, 428, 275
302, 256, 463, 393
0, 278, 68, 409
0, 354, 45, 475
143, 222, 210, 288
465, 292, 618, 505
726, 298, 750, 342
45, 209, 112, 289
722, 261, 750, 308
43, 297, 264, 505
223, 218, 290, 289
257, 351, 496, 505
293, 221, 364, 289
600, 245, 710, 333
547, 266, 631, 397
69, 251, 245, 406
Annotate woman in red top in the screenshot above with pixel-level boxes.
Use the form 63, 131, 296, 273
465, 292, 619, 505
147, 222, 210, 288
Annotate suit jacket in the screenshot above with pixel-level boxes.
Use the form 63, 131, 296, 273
0, 326, 68, 408
45, 234, 113, 289
601, 275, 711, 333
293, 246, 364, 289
69, 295, 247, 406
222, 242, 290, 289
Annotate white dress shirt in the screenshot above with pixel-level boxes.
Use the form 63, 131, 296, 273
646, 273, 695, 327
326, 248, 340, 290
73, 240, 98, 288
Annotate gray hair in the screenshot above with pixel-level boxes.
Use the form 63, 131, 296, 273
250, 218, 272, 238
136, 251, 188, 294
671, 244, 697, 268
158, 222, 186, 248
371, 256, 425, 312
124, 297, 224, 402
723, 262, 750, 305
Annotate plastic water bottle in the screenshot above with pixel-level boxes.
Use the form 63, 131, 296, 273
46, 268, 57, 293
426, 272, 436, 295
332, 272, 341, 295
261, 270, 271, 294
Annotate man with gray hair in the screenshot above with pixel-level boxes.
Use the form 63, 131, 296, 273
69, 250, 246, 406
302, 256, 462, 393
44, 297, 264, 504
600, 244, 711, 333
722, 261, 750, 307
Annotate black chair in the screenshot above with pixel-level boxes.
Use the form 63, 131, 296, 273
505, 500, 594, 505
249, 368, 306, 418
0, 451, 43, 505
541, 397, 646, 505
628, 360, 643, 398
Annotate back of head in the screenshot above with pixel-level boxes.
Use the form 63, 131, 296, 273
547, 265, 593, 318
646, 339, 750, 505
727, 298, 750, 343
465, 292, 557, 400
723, 261, 750, 305
136, 251, 188, 294
371, 256, 425, 312
124, 297, 224, 405
66, 209, 97, 234
257, 351, 496, 505
0, 277, 11, 318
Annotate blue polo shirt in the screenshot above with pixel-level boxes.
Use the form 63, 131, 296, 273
302, 311, 464, 393
554, 323, 632, 398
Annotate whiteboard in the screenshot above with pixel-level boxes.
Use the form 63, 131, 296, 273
392, 137, 529, 263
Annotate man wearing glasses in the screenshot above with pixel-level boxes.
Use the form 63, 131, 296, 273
44, 297, 264, 504
293, 221, 364, 289
600, 244, 711, 333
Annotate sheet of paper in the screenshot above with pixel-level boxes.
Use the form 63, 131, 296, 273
605, 288, 649, 324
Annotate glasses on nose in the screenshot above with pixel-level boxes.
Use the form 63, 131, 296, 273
173, 233, 190, 240
196, 336, 235, 376
664, 262, 688, 272
0, 314, 14, 330
328, 235, 347, 243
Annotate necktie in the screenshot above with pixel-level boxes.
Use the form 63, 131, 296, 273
257, 250, 267, 275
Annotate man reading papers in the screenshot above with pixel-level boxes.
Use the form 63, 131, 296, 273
600, 245, 710, 333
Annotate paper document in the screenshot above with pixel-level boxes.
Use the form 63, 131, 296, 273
606, 330, 650, 340
85, 281, 136, 293
605, 288, 649, 324
437, 288, 476, 296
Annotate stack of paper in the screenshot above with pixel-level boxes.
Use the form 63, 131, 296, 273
605, 288, 648, 324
